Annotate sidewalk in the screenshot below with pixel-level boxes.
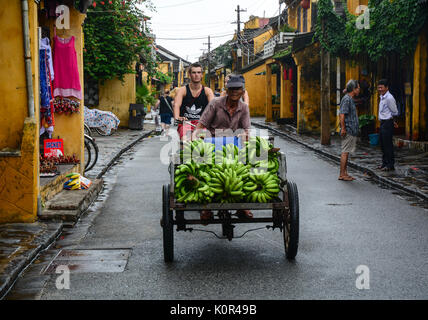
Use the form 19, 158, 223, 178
0, 125, 155, 299
252, 118, 428, 203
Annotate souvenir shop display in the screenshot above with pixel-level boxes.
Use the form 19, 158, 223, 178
39, 155, 59, 177
53, 97, 80, 114
38, 15, 84, 178
63, 173, 92, 190
44, 154, 80, 165
39, 37, 55, 138
53, 35, 82, 100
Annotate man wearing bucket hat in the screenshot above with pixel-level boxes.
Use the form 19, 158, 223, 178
195, 74, 250, 138
194, 74, 252, 221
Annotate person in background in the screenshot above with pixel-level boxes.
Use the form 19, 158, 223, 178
338, 80, 361, 181
155, 90, 174, 137
173, 62, 214, 140
377, 79, 399, 171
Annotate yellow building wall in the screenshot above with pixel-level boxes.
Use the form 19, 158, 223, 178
0, 3, 31, 150
253, 30, 274, 54
243, 63, 277, 117
98, 71, 136, 128
412, 31, 428, 141
288, 6, 298, 30
293, 43, 327, 133
244, 17, 260, 30
280, 63, 294, 119
0, 1, 40, 223
347, 0, 368, 15
40, 8, 86, 172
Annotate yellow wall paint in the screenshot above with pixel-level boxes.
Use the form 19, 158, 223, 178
98, 71, 136, 128
243, 62, 277, 117
253, 30, 274, 54
288, 6, 298, 30
419, 31, 427, 140
40, 8, 86, 173
347, 0, 368, 15
0, 118, 39, 223
244, 17, 260, 30
280, 63, 294, 118
0, 2, 29, 150
293, 43, 323, 133
412, 32, 427, 141
0, 2, 39, 223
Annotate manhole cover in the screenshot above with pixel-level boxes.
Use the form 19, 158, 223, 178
41, 249, 131, 274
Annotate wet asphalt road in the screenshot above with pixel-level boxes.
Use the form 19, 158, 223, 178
6, 130, 428, 300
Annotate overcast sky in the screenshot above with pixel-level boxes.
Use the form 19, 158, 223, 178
146, 0, 283, 63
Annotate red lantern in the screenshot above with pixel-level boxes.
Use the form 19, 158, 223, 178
301, 0, 310, 10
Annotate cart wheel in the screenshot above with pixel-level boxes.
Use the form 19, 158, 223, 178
284, 180, 299, 260
162, 184, 174, 262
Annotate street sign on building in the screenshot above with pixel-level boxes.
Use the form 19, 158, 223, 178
263, 35, 279, 58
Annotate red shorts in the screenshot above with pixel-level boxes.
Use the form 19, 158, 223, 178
177, 120, 199, 140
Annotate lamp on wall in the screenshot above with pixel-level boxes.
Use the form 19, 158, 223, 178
301, 0, 310, 10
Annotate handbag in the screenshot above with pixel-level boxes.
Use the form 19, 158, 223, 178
162, 96, 174, 114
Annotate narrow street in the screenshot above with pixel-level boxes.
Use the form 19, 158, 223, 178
6, 129, 428, 300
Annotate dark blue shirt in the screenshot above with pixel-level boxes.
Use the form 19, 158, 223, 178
339, 94, 359, 136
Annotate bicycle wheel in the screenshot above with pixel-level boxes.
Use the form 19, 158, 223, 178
84, 135, 99, 172
84, 123, 92, 137
94, 127, 113, 136
84, 138, 92, 171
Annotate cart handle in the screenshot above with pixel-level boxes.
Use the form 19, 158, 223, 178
176, 120, 197, 128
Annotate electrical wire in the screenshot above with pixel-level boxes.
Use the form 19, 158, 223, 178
157, 0, 205, 9
156, 33, 234, 40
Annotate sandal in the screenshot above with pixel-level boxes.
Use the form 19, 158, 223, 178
338, 176, 355, 181
200, 210, 213, 225
236, 209, 253, 219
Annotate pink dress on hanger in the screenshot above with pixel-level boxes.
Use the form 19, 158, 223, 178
53, 35, 82, 100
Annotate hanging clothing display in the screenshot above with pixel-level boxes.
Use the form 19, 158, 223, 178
40, 37, 54, 80
39, 37, 55, 137
53, 35, 82, 100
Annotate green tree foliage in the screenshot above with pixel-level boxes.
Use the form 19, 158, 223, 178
83, 0, 156, 82
315, 0, 427, 61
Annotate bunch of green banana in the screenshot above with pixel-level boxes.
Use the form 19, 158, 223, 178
244, 168, 280, 203
181, 140, 216, 163
208, 160, 250, 203
63, 172, 81, 190
174, 162, 214, 203
239, 136, 270, 165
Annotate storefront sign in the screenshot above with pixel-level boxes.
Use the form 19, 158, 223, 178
56, 5, 70, 29
44, 139, 64, 158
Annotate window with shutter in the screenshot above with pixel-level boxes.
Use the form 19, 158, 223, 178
303, 8, 308, 33
311, 3, 318, 31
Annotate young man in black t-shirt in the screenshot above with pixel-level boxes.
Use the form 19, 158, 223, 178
173, 62, 214, 140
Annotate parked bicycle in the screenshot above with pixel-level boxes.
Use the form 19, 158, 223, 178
84, 133, 99, 172
84, 106, 120, 136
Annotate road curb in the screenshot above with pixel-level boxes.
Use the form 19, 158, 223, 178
95, 130, 155, 179
0, 222, 62, 299
252, 121, 428, 202
0, 130, 154, 300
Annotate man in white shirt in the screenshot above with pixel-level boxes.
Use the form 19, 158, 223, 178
377, 79, 399, 171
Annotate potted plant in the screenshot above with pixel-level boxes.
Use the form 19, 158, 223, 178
359, 114, 375, 141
